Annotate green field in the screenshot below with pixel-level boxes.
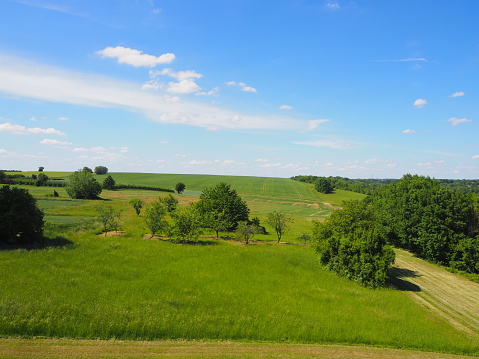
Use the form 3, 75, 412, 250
1, 173, 478, 357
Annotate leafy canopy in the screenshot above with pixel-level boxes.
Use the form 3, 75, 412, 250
66, 170, 102, 199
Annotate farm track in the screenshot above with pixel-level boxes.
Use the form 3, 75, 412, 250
1, 339, 478, 359
392, 249, 479, 338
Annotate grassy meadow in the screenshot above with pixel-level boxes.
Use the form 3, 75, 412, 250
1, 172, 478, 356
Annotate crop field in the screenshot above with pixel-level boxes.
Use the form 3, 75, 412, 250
1, 173, 478, 358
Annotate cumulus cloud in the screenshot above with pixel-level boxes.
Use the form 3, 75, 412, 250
449, 91, 465, 98
195, 87, 219, 96
143, 68, 203, 94
279, 105, 293, 110
0, 55, 313, 132
413, 99, 427, 108
97, 46, 175, 67
448, 117, 472, 126
226, 81, 257, 93
402, 129, 415, 134
40, 138, 72, 146
0, 122, 65, 136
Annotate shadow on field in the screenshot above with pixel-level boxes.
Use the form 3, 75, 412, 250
0, 236, 74, 252
388, 267, 422, 292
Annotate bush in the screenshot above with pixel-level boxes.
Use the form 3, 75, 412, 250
95, 166, 108, 175
0, 186, 44, 243
66, 170, 102, 199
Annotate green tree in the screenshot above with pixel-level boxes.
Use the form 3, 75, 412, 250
35, 173, 49, 186
175, 182, 186, 194
38, 166, 44, 172
266, 211, 293, 243
450, 236, 479, 274
159, 194, 178, 213
201, 210, 233, 238
82, 166, 93, 173
94, 166, 108, 175
315, 177, 334, 194
129, 198, 144, 216
196, 182, 249, 231
143, 200, 168, 239
235, 221, 260, 244
169, 206, 202, 243
102, 175, 116, 190
312, 200, 395, 288
0, 186, 44, 244
0, 170, 5, 183
66, 170, 102, 199
95, 205, 121, 236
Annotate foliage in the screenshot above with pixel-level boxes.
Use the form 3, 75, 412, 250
196, 182, 249, 230
95, 205, 121, 236
0, 170, 5, 183
159, 194, 178, 213
36, 173, 49, 186
450, 236, 479, 274
297, 232, 312, 244
143, 200, 169, 238
168, 206, 202, 243
129, 198, 144, 216
0, 186, 44, 243
371, 174, 476, 265
102, 175, 116, 190
200, 210, 233, 238
235, 221, 260, 244
175, 182, 186, 194
66, 170, 102, 199
312, 200, 395, 288
82, 167, 93, 173
266, 211, 293, 242
314, 177, 334, 194
94, 166, 108, 175
38, 166, 44, 172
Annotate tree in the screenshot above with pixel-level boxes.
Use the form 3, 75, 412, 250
0, 186, 44, 244
82, 167, 93, 173
266, 211, 293, 243
38, 166, 44, 172
175, 182, 186, 194
169, 206, 202, 243
201, 210, 233, 238
143, 200, 169, 239
95, 205, 121, 236
66, 170, 102, 199
0, 170, 7, 183
196, 182, 249, 231
94, 166, 108, 175
129, 198, 144, 216
235, 221, 260, 244
102, 175, 116, 190
315, 177, 334, 194
35, 173, 49, 186
159, 194, 178, 213
312, 200, 395, 288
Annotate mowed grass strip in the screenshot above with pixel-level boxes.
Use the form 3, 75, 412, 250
1, 235, 478, 355
1, 339, 478, 359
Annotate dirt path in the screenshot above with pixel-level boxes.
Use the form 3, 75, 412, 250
1, 339, 478, 359
391, 249, 479, 338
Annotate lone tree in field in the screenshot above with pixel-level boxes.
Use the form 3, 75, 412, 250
95, 205, 121, 236
102, 175, 116, 190
196, 182, 249, 231
0, 186, 44, 244
143, 200, 169, 238
175, 182, 186, 194
38, 166, 44, 172
66, 170, 102, 199
266, 211, 293, 243
129, 198, 144, 216
94, 166, 108, 175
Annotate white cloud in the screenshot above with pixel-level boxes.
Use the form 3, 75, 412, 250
40, 138, 72, 146
144, 68, 203, 94
167, 79, 201, 94
472, 155, 479, 159
293, 138, 352, 150
449, 91, 465, 98
226, 81, 257, 93
196, 87, 219, 96
57, 116, 70, 121
448, 117, 472, 126
325, 1, 340, 9
255, 159, 268, 162
307, 119, 329, 131
0, 122, 65, 136
413, 99, 427, 108
402, 129, 415, 134
0, 55, 314, 132
97, 46, 175, 67
72, 146, 108, 153
279, 105, 293, 110
377, 58, 429, 62
29, 116, 37, 121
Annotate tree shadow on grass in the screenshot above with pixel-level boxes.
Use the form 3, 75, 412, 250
0, 235, 74, 252
388, 266, 422, 292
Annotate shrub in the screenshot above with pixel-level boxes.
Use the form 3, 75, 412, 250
66, 170, 102, 199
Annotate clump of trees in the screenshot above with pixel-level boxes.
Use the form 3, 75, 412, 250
66, 170, 102, 199
0, 186, 44, 244
313, 200, 395, 288
94, 166, 108, 175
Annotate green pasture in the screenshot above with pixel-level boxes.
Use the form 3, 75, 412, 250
1, 233, 478, 355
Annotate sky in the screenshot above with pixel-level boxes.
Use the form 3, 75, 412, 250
1, 0, 478, 179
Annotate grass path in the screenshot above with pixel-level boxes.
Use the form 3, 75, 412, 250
1, 339, 478, 359
391, 249, 479, 338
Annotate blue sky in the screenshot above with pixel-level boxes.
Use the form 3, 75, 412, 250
1, 0, 478, 179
